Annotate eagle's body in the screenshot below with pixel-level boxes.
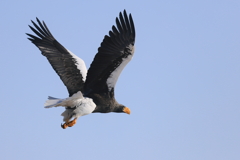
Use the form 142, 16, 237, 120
27, 10, 135, 129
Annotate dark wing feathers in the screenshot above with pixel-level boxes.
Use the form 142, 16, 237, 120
27, 18, 86, 96
27, 10, 135, 97
84, 10, 135, 94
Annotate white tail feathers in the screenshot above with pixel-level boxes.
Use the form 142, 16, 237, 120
44, 97, 63, 108
44, 91, 84, 108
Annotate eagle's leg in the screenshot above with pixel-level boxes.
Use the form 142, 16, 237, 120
67, 118, 77, 127
61, 118, 78, 129
61, 123, 68, 129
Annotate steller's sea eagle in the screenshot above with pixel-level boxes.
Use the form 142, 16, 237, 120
26, 10, 135, 129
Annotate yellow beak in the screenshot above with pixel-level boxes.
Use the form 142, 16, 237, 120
123, 107, 131, 114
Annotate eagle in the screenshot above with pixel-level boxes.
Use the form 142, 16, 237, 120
26, 10, 135, 129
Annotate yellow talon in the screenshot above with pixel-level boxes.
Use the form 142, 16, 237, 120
61, 118, 77, 129
68, 118, 77, 127
61, 123, 68, 129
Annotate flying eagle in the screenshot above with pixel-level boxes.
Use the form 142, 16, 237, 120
26, 10, 136, 129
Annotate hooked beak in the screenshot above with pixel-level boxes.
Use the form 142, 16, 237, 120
123, 107, 131, 114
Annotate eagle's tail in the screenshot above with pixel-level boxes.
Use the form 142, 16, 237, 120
44, 96, 63, 108
44, 91, 84, 108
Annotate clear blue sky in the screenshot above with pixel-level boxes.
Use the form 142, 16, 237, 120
1, 0, 240, 160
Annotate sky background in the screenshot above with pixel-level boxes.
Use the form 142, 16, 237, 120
1, 0, 240, 160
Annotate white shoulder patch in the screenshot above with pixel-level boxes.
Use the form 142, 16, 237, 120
106, 45, 135, 91
67, 49, 87, 81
